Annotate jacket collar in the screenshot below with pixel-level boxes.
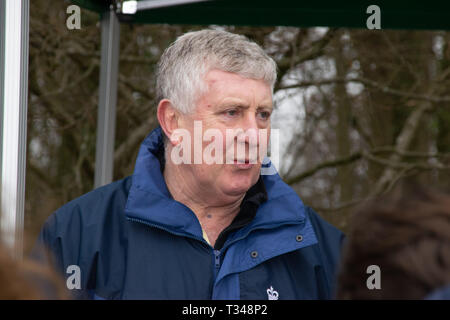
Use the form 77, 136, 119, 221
125, 127, 310, 241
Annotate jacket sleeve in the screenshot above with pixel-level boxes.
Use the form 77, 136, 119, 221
31, 205, 92, 299
30, 178, 131, 299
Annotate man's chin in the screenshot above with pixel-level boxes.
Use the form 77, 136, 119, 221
223, 186, 251, 198
218, 166, 260, 197
222, 177, 258, 197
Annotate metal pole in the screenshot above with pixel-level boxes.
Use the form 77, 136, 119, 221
94, 6, 120, 188
0, 0, 30, 259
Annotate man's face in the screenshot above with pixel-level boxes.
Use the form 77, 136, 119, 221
175, 69, 273, 202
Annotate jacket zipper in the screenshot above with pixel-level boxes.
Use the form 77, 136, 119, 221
213, 249, 221, 280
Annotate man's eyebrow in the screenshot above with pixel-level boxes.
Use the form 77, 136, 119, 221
218, 102, 273, 109
218, 102, 250, 109
257, 104, 273, 110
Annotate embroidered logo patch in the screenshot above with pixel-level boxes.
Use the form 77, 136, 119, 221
266, 286, 279, 300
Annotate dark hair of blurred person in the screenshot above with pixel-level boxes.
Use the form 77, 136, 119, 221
336, 184, 450, 299
0, 244, 67, 299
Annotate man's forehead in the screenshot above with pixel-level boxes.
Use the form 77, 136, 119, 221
205, 69, 268, 85
203, 70, 273, 104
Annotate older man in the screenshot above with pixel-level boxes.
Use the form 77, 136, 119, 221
36, 29, 344, 299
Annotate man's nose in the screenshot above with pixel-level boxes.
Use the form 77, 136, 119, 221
238, 112, 259, 145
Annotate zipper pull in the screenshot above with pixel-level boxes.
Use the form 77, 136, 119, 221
214, 250, 221, 270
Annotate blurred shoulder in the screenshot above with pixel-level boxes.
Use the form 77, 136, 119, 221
42, 176, 132, 235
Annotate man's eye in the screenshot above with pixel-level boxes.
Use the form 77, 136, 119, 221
225, 109, 239, 117
258, 111, 271, 120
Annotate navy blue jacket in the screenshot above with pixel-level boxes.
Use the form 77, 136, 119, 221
36, 127, 344, 300
425, 286, 450, 300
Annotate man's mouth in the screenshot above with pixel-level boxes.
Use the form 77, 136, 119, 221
233, 159, 255, 169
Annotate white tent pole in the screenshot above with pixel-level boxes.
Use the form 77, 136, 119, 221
94, 6, 120, 188
0, 0, 30, 259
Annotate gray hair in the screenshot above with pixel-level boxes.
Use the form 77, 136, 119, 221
156, 29, 277, 114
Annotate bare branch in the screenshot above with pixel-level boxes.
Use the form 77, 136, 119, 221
370, 146, 450, 159
285, 147, 450, 186
371, 102, 433, 195
313, 197, 373, 212
277, 28, 338, 71
27, 161, 57, 191
114, 121, 155, 166
285, 152, 363, 185
278, 77, 450, 103
363, 151, 450, 171
275, 28, 338, 91
41, 61, 97, 97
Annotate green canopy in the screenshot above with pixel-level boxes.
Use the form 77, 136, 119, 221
72, 0, 450, 30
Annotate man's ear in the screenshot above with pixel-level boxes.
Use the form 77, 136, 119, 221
157, 99, 179, 146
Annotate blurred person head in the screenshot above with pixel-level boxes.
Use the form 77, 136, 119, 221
336, 184, 450, 299
0, 244, 67, 299
156, 29, 277, 207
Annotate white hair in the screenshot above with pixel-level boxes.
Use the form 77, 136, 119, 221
156, 29, 277, 114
